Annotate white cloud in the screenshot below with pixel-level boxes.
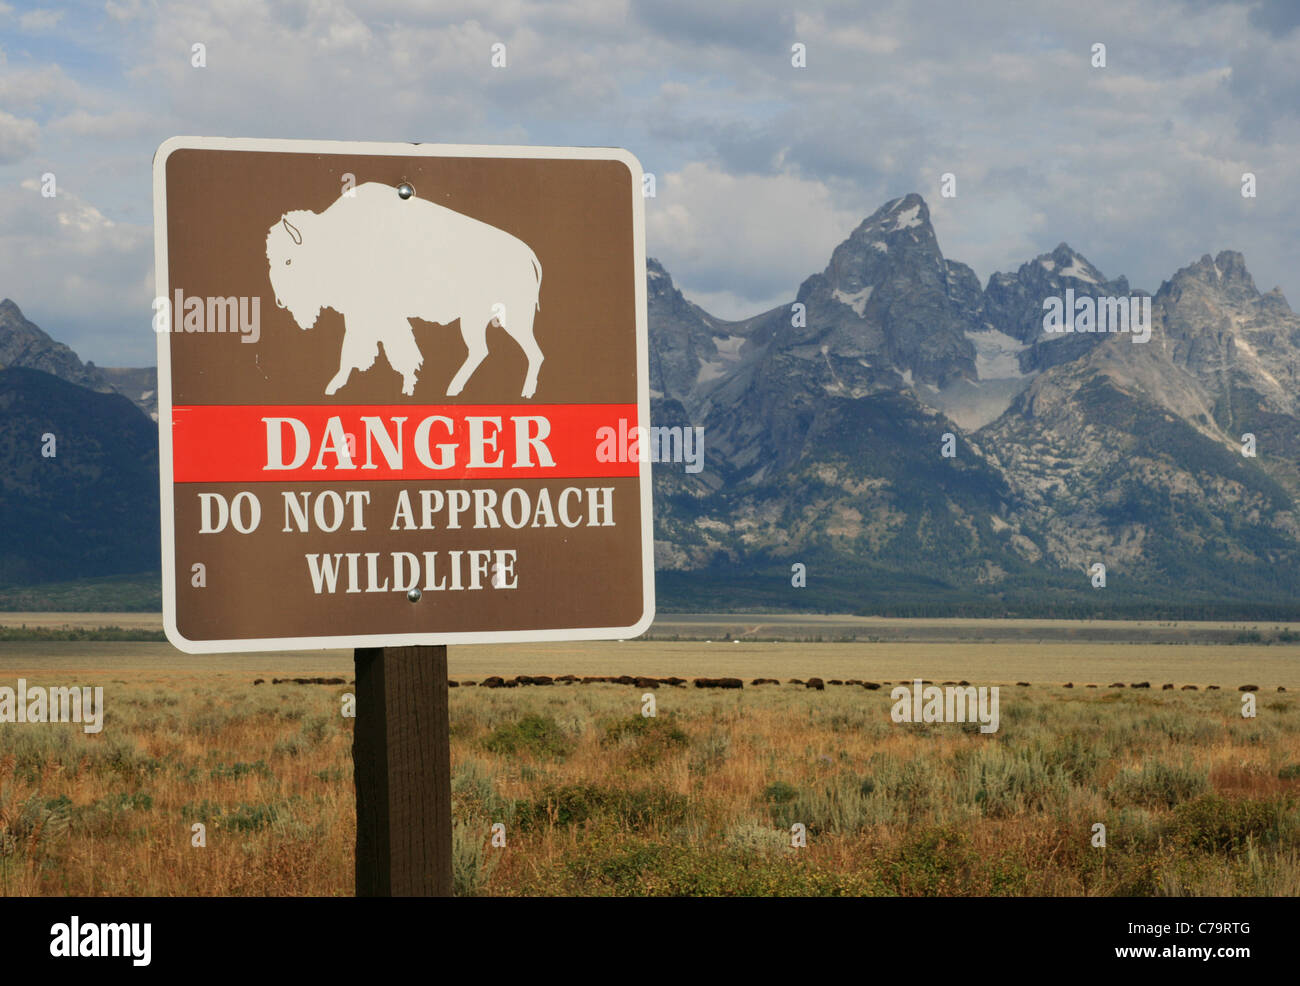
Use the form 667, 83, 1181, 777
48, 108, 156, 139
19, 8, 63, 31
104, 0, 151, 22
0, 181, 152, 364
0, 63, 86, 113
0, 109, 39, 162
1, 0, 1298, 359
647, 162, 862, 318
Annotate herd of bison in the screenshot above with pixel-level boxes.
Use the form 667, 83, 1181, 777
250, 675, 1283, 691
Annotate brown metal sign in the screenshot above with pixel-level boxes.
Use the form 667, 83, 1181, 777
153, 137, 653, 653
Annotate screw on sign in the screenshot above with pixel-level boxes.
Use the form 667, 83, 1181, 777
153, 137, 654, 896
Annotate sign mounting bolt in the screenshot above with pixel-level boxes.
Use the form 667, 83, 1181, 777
397, 183, 415, 200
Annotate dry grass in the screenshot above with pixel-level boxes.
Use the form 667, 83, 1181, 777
0, 675, 353, 895
2, 662, 1299, 896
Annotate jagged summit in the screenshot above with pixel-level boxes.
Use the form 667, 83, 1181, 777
0, 298, 157, 418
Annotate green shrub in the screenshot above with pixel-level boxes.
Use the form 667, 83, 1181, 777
209, 760, 272, 781
885, 827, 981, 896
1171, 795, 1293, 855
222, 803, 281, 832
452, 758, 517, 823
1106, 760, 1210, 808
600, 715, 689, 768
483, 714, 574, 761
689, 730, 731, 774
451, 818, 499, 896
761, 781, 798, 805
517, 783, 690, 832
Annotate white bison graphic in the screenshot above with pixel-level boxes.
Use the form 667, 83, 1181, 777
266, 181, 544, 398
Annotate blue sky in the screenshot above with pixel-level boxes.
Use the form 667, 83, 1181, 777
1, 0, 1297, 365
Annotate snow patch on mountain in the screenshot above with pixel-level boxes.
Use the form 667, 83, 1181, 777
1058, 257, 1098, 283
967, 328, 1029, 379
713, 334, 745, 360
893, 203, 923, 230
832, 285, 874, 316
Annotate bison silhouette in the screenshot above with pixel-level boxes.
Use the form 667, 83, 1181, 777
265, 181, 543, 398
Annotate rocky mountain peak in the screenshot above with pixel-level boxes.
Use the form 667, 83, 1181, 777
0, 298, 96, 385
1159, 250, 1261, 313
0, 299, 157, 419
980, 244, 1131, 358
1172, 250, 1259, 302
645, 257, 726, 406
854, 193, 931, 237
785, 193, 976, 387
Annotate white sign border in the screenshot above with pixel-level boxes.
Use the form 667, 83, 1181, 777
153, 136, 655, 654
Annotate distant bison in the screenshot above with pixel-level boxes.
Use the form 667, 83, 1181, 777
266, 182, 544, 399
694, 677, 743, 689
751, 678, 780, 686
1239, 684, 1259, 692
513, 675, 554, 686
805, 678, 825, 691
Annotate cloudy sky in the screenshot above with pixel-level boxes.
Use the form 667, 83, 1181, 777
1, 0, 1297, 365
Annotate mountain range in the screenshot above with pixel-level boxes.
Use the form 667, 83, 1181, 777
646, 194, 1300, 617
3, 193, 1299, 617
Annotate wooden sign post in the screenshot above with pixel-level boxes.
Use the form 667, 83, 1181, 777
153, 137, 653, 896
353, 646, 452, 896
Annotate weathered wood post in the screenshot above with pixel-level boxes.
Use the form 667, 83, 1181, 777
353, 645, 452, 896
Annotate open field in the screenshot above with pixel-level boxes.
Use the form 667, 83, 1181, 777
1, 639, 1298, 689
6, 611, 1300, 644
2, 618, 1299, 895
1, 670, 1299, 896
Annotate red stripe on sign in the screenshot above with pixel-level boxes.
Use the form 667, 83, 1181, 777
172, 404, 643, 482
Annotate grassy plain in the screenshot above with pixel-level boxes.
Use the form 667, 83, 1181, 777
2, 616, 1299, 896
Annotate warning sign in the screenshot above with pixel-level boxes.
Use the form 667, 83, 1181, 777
152, 137, 653, 653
